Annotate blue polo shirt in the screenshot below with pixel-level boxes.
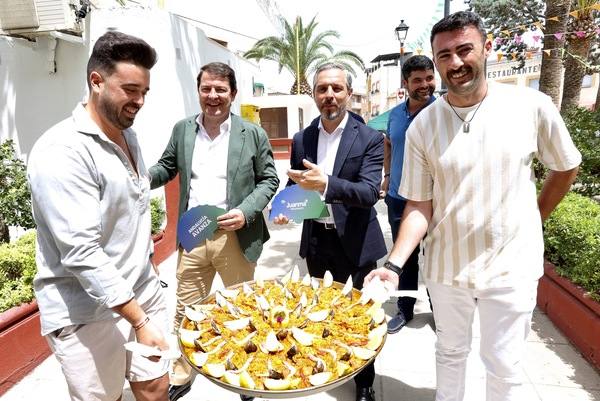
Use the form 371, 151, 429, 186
386, 96, 436, 199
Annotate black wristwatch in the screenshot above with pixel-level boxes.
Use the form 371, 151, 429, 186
383, 260, 403, 277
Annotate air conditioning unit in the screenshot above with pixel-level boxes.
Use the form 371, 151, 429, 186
0, 0, 83, 37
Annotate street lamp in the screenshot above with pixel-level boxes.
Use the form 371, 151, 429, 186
395, 19, 409, 94
441, 0, 453, 94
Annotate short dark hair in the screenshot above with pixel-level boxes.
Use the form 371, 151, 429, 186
402, 55, 434, 81
196, 62, 237, 93
312, 62, 353, 91
86, 31, 157, 90
430, 11, 487, 46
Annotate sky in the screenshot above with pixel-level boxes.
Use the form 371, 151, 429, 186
165, 0, 468, 92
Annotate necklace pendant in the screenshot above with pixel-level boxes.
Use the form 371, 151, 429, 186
463, 122, 470, 133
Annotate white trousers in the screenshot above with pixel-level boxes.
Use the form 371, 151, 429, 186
426, 279, 538, 401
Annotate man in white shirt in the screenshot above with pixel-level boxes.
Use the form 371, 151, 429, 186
149, 62, 279, 401
28, 31, 170, 401
275, 63, 386, 401
366, 11, 581, 401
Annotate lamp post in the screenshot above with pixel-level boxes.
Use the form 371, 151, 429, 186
395, 19, 409, 97
440, 0, 453, 94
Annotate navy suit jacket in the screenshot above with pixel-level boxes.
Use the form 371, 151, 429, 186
289, 115, 387, 268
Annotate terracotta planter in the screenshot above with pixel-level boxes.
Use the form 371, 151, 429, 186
537, 260, 600, 372
151, 231, 164, 243
0, 300, 51, 396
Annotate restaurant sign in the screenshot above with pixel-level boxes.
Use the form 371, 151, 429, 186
487, 63, 541, 80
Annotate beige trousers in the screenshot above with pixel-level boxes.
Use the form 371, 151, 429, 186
170, 229, 255, 385
46, 280, 169, 400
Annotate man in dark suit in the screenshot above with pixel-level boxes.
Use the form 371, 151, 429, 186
274, 62, 386, 401
149, 62, 279, 401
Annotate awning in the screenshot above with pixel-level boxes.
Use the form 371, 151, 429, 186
366, 109, 392, 132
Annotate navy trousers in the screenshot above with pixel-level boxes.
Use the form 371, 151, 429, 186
305, 221, 376, 388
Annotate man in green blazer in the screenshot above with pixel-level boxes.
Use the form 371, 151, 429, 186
149, 62, 279, 401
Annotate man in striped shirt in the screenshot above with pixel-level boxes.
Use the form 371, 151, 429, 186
366, 11, 581, 401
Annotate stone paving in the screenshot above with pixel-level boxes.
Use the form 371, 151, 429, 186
2, 160, 599, 401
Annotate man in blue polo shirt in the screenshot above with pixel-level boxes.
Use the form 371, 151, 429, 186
382, 55, 436, 334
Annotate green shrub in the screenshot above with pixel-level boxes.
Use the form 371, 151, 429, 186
0, 230, 37, 313
561, 107, 600, 197
544, 192, 600, 302
0, 140, 35, 243
15, 230, 36, 248
150, 197, 165, 235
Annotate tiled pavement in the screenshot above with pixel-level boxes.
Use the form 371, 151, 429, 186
2, 160, 599, 401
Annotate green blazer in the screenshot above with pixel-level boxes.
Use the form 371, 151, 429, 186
149, 114, 279, 263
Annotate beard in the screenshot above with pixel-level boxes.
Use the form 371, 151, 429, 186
320, 101, 346, 121
408, 85, 435, 102
98, 93, 137, 130
323, 109, 341, 121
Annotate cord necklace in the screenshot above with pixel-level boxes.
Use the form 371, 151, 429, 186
446, 88, 488, 133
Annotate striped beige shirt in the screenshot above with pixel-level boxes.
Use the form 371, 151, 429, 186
399, 82, 581, 289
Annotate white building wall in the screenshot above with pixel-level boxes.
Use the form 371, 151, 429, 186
0, 35, 88, 159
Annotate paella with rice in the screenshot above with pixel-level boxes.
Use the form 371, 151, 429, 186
178, 267, 387, 396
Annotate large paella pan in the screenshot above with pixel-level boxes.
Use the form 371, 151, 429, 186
178, 268, 387, 398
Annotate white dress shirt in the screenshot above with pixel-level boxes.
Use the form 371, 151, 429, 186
188, 113, 231, 211
315, 112, 349, 225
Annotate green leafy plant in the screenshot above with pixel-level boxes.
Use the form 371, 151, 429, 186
0, 231, 37, 313
534, 107, 600, 196
544, 192, 600, 301
150, 197, 165, 235
561, 107, 600, 197
0, 140, 35, 243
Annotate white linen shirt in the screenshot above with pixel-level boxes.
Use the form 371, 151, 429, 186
27, 104, 158, 335
399, 82, 581, 290
315, 112, 349, 225
188, 113, 231, 211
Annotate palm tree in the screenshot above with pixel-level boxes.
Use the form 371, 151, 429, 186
590, 42, 600, 109
539, 0, 572, 107
244, 16, 364, 95
561, 0, 599, 110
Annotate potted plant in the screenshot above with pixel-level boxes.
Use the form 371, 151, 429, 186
150, 196, 166, 242
539, 191, 600, 371
537, 106, 600, 371
151, 179, 180, 266
0, 140, 48, 395
0, 233, 50, 396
